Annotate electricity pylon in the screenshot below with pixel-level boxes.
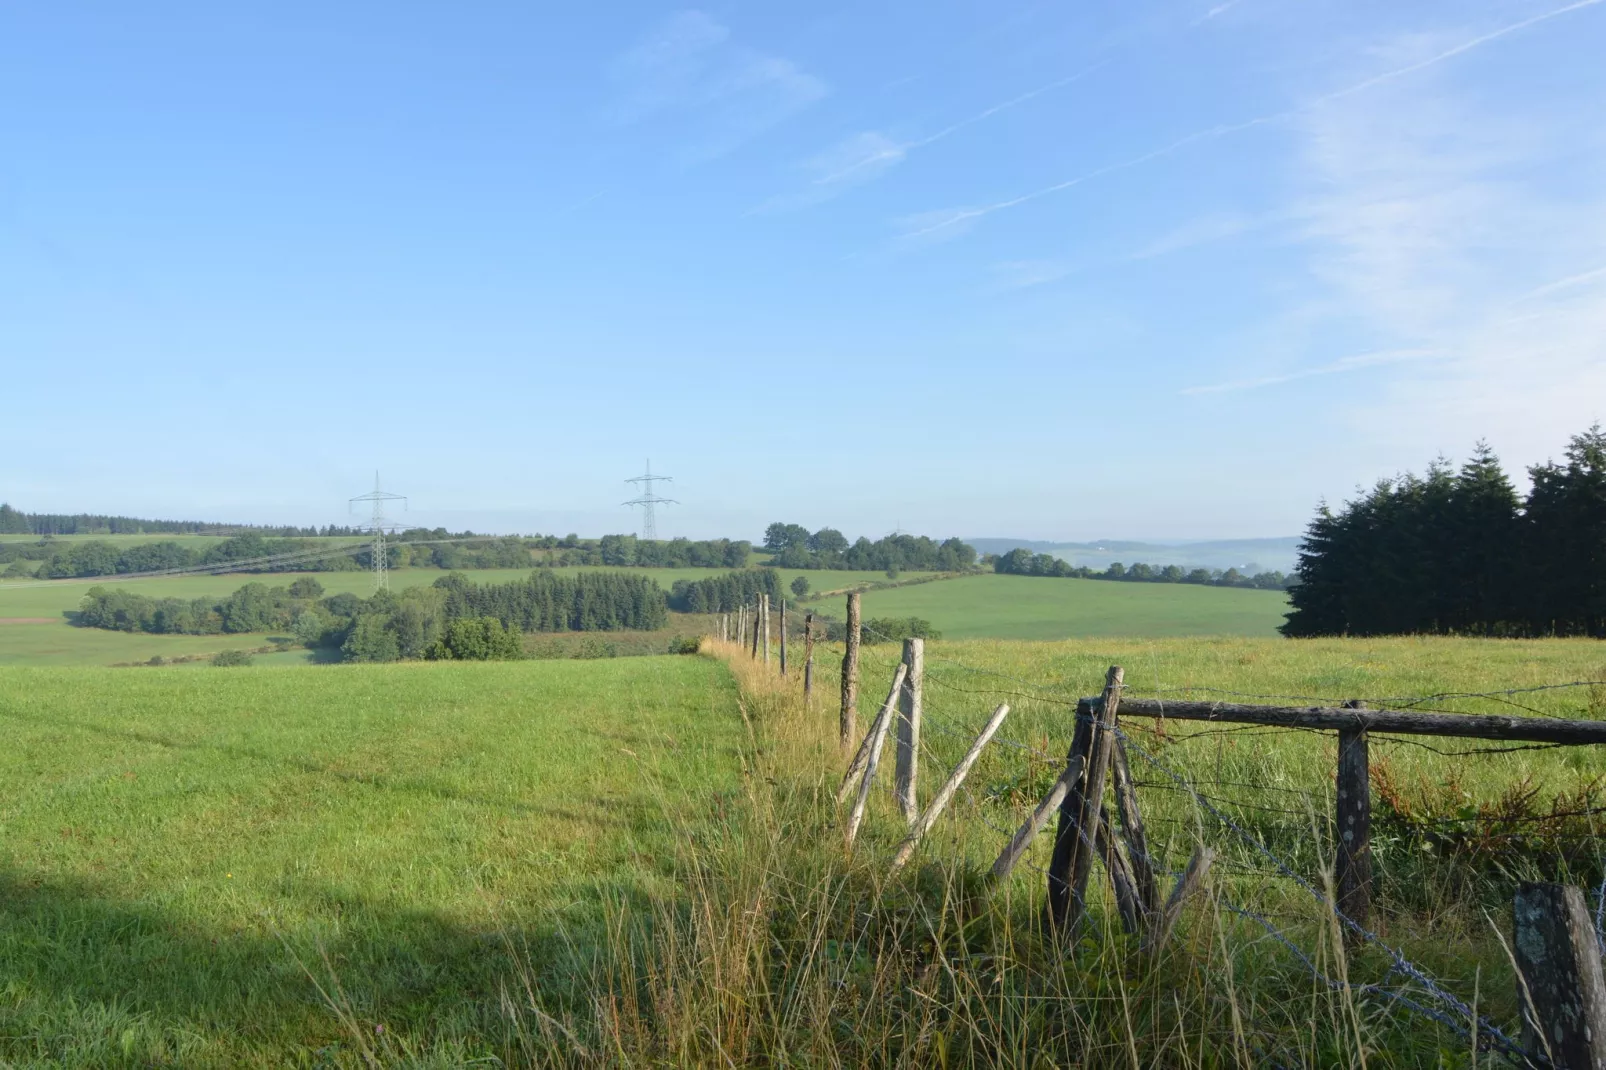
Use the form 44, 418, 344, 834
623, 460, 677, 540
350, 472, 407, 591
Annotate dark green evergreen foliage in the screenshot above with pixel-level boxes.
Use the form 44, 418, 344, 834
0, 502, 354, 537
765, 525, 977, 572
425, 617, 523, 660
667, 569, 783, 613
531, 534, 751, 569
992, 547, 1289, 590
1283, 428, 1606, 637
433, 570, 668, 633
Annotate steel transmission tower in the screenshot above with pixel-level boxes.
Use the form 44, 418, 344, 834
350, 472, 407, 591
623, 460, 677, 540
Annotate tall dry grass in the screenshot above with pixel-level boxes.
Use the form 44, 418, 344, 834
475, 640, 1497, 1068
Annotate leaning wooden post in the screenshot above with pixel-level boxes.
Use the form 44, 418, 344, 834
779, 598, 787, 676
836, 664, 909, 804
844, 665, 908, 849
895, 637, 924, 825
1335, 699, 1372, 942
1048, 667, 1125, 934
1142, 845, 1215, 954
840, 592, 861, 750
1111, 740, 1160, 918
993, 750, 1086, 880
803, 613, 815, 701
1046, 700, 1097, 928
890, 703, 1009, 873
1512, 882, 1606, 1069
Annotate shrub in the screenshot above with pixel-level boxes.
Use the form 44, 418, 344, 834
211, 649, 253, 667
790, 576, 810, 598
426, 616, 523, 661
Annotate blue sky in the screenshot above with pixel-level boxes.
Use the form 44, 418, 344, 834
3, 0, 1603, 541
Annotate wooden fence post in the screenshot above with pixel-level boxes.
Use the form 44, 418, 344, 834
803, 613, 815, 702
836, 664, 909, 804
762, 594, 771, 666
844, 664, 909, 848
1047, 667, 1124, 934
889, 703, 1009, 873
1142, 846, 1215, 955
1336, 699, 1372, 941
779, 599, 787, 675
1111, 740, 1160, 918
1512, 882, 1606, 1069
840, 592, 860, 750
992, 751, 1085, 880
895, 638, 924, 825
1047, 699, 1097, 929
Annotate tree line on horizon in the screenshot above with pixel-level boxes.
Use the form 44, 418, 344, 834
761, 523, 977, 573
1283, 427, 1606, 637
0, 503, 356, 538
990, 548, 1291, 590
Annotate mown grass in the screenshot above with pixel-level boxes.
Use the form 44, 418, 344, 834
0, 657, 742, 1067
855, 573, 1291, 639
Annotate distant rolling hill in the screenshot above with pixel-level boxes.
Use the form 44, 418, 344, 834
967, 536, 1302, 575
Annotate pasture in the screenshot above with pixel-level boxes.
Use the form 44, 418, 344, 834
0, 656, 741, 1067
0, 563, 941, 666
856, 572, 1291, 639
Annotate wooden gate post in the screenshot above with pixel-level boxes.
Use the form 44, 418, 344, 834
1047, 667, 1125, 934
1512, 882, 1606, 1069
895, 637, 924, 825
1336, 699, 1372, 940
803, 613, 815, 702
840, 592, 860, 750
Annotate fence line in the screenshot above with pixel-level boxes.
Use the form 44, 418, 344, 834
726, 594, 1606, 1064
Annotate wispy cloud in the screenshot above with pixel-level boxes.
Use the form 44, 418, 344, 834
896, 0, 1606, 241
1193, 0, 1245, 27
757, 64, 1104, 214
606, 10, 826, 161
1258, 22, 1606, 463
1182, 349, 1443, 395
987, 259, 1072, 292
1129, 213, 1255, 260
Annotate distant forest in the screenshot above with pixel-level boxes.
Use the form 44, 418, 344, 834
0, 503, 354, 537
2, 530, 752, 579
761, 523, 977, 573
77, 567, 677, 662
1284, 427, 1606, 638
991, 549, 1290, 591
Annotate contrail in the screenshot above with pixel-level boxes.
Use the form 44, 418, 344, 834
902, 0, 1605, 241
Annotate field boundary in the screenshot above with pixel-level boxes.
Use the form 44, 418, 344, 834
721, 590, 1606, 1066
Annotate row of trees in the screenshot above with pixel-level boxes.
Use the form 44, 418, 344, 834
1284, 429, 1606, 637
668, 569, 784, 614
991, 548, 1291, 591
13, 530, 754, 579
76, 568, 671, 660
0, 503, 355, 537
762, 523, 978, 573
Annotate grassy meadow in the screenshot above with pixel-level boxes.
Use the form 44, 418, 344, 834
0, 656, 742, 1067
3, 630, 1602, 1064
857, 572, 1291, 639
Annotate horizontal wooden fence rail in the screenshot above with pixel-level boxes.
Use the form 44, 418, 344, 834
1112, 698, 1606, 745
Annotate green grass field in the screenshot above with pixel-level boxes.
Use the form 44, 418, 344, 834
0, 656, 741, 1067
0, 566, 936, 666
856, 573, 1290, 639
